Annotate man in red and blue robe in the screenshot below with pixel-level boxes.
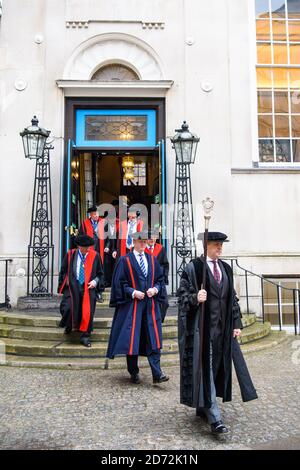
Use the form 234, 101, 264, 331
80, 206, 105, 300
58, 235, 104, 347
106, 231, 169, 384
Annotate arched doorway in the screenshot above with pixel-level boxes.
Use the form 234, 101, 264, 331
59, 34, 172, 258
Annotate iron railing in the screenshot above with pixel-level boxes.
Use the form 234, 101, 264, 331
224, 258, 300, 335
0, 259, 13, 309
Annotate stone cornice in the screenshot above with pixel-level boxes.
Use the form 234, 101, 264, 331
65, 20, 165, 30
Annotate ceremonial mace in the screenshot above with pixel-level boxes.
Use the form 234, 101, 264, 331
198, 198, 214, 397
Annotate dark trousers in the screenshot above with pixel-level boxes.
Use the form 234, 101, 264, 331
103, 253, 116, 287
126, 300, 162, 379
126, 352, 162, 379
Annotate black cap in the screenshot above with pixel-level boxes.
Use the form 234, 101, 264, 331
87, 206, 97, 213
197, 231, 229, 243
74, 235, 95, 247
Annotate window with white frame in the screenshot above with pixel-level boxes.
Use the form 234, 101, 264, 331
264, 276, 300, 326
123, 162, 147, 186
256, 0, 300, 164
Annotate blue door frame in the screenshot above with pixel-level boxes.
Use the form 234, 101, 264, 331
61, 100, 167, 259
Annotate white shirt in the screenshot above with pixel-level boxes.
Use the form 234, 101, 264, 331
126, 220, 137, 248
108, 223, 115, 237
133, 249, 148, 276
206, 256, 222, 282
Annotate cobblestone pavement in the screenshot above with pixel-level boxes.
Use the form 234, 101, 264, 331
0, 337, 300, 450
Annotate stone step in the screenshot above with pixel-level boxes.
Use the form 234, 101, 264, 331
17, 292, 112, 310
240, 330, 289, 354
0, 319, 267, 359
0, 312, 178, 328
0, 315, 257, 342
0, 331, 289, 370
0, 337, 179, 358
241, 314, 256, 327
0, 354, 180, 370
0, 311, 254, 328
238, 321, 271, 344
0, 312, 257, 346
0, 324, 178, 342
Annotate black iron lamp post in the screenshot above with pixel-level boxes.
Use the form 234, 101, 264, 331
20, 116, 54, 297
170, 121, 200, 294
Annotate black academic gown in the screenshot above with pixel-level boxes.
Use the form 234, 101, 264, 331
177, 257, 257, 409
58, 249, 104, 333
156, 246, 169, 285
103, 221, 117, 287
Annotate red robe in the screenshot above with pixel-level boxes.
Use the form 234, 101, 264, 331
145, 243, 163, 258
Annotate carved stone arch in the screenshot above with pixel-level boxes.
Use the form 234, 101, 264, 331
91, 61, 140, 81
63, 33, 164, 81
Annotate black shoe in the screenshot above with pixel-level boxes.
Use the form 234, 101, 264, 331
211, 421, 229, 434
153, 374, 169, 384
80, 337, 92, 348
64, 327, 72, 335
196, 409, 208, 422
130, 374, 141, 384
97, 293, 104, 303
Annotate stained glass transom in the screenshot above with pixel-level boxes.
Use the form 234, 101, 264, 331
85, 115, 148, 141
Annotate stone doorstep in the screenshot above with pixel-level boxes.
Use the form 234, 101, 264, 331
1, 355, 179, 370
0, 332, 290, 370
17, 292, 180, 311
0, 317, 258, 342
238, 322, 271, 344
0, 312, 178, 328
0, 337, 180, 358
241, 314, 256, 327
240, 330, 289, 354
0, 322, 273, 359
0, 312, 255, 328
0, 324, 178, 342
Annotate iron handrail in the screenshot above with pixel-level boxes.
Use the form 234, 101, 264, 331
223, 257, 300, 335
0, 258, 13, 310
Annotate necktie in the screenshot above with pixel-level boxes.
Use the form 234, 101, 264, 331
91, 219, 98, 236
212, 260, 221, 284
139, 253, 147, 278
127, 221, 135, 247
78, 253, 85, 285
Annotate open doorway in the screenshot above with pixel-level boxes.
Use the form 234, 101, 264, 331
69, 150, 160, 234
62, 99, 167, 258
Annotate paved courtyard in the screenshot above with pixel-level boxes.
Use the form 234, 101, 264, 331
0, 336, 300, 450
